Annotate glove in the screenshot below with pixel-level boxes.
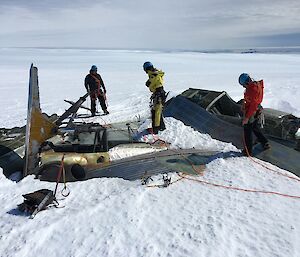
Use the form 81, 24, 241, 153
242, 117, 249, 126
146, 80, 150, 87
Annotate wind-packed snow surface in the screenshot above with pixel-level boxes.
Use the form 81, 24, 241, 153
0, 48, 300, 257
1, 48, 300, 128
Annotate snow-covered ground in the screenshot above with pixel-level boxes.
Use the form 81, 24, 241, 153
0, 48, 300, 257
1, 48, 300, 128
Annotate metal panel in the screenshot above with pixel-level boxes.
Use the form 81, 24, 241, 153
164, 96, 300, 176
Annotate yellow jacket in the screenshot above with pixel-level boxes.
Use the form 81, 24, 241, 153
146, 69, 164, 92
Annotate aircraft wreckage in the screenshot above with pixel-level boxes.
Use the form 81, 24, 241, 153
164, 88, 300, 175
0, 65, 300, 182
0, 65, 217, 182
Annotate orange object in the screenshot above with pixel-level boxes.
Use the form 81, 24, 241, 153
244, 80, 264, 119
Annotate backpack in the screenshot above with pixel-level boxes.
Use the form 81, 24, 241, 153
18, 189, 58, 217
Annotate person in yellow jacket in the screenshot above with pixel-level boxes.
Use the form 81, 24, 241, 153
143, 62, 166, 134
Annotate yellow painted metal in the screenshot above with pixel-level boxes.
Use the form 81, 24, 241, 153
30, 109, 56, 144
40, 151, 110, 168
24, 65, 57, 175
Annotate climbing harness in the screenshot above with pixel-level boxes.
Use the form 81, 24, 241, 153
141, 172, 153, 185
146, 173, 184, 188
162, 173, 171, 187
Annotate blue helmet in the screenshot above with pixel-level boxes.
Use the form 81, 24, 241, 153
143, 61, 153, 71
91, 65, 97, 71
238, 73, 251, 86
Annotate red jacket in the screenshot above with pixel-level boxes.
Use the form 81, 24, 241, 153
244, 80, 264, 119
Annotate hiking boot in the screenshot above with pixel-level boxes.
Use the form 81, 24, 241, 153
147, 128, 154, 134
153, 128, 159, 134
253, 139, 259, 146
91, 113, 96, 117
262, 142, 271, 150
104, 110, 109, 115
159, 124, 166, 131
242, 149, 252, 157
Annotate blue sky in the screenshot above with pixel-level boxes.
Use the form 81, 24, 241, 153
0, 0, 299, 50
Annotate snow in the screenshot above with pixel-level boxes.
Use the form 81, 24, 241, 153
0, 48, 300, 257
1, 48, 300, 128
159, 118, 237, 152
296, 128, 300, 139
109, 144, 164, 161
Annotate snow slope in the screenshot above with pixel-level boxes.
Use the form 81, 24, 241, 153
0, 48, 300, 257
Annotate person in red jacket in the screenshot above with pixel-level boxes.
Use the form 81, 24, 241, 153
84, 65, 109, 116
239, 73, 270, 156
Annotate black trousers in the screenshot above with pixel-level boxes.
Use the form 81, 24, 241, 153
91, 94, 107, 114
243, 119, 268, 154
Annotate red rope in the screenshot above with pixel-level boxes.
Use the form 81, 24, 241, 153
146, 136, 300, 199
178, 173, 300, 199
54, 154, 65, 197
242, 132, 300, 183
